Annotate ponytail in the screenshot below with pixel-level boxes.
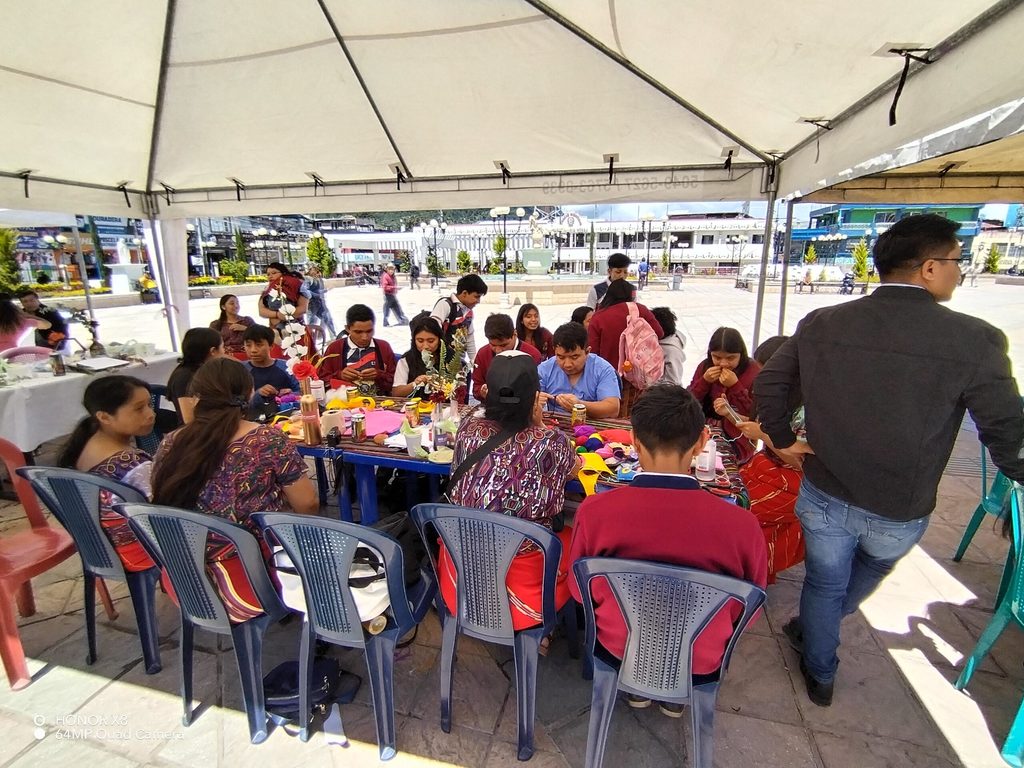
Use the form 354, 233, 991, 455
58, 415, 100, 468
57, 375, 150, 468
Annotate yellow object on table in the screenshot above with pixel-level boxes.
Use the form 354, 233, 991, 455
346, 396, 376, 410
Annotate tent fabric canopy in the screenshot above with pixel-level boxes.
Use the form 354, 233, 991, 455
2, 0, 1023, 218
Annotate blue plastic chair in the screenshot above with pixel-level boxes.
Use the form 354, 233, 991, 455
136, 384, 170, 455
573, 557, 766, 768
118, 503, 289, 745
254, 513, 436, 757
410, 503, 578, 761
956, 481, 1024, 767
17, 467, 162, 674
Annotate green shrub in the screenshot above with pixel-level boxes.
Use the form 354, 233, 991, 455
219, 258, 251, 282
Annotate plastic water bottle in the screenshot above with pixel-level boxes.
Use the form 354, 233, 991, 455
695, 438, 717, 482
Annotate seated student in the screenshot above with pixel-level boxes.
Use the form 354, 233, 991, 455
319, 304, 397, 396
471, 314, 541, 401
586, 252, 631, 309
242, 324, 299, 419
151, 357, 318, 622
568, 384, 767, 715
430, 274, 487, 370
538, 322, 620, 418
393, 313, 446, 398
515, 303, 554, 360
58, 376, 157, 572
570, 305, 594, 330
687, 327, 761, 464
441, 351, 580, 637
166, 327, 223, 425
652, 306, 687, 386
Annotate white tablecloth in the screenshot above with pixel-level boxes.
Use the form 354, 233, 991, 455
0, 353, 180, 452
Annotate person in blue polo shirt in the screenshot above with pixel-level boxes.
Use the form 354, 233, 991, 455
242, 324, 299, 419
538, 322, 620, 418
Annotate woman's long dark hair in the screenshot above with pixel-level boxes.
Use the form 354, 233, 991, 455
0, 293, 22, 335
515, 303, 545, 344
704, 326, 751, 375
215, 294, 237, 330
179, 327, 222, 368
151, 357, 253, 510
404, 312, 444, 380
750, 335, 801, 419
58, 376, 151, 468
598, 278, 635, 309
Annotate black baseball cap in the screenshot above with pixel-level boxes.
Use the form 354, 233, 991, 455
486, 351, 539, 404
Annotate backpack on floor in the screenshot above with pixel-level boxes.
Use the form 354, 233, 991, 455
617, 302, 664, 389
264, 657, 361, 727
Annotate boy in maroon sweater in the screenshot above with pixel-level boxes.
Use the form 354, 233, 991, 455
568, 383, 767, 716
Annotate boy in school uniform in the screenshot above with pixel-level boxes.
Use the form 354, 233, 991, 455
319, 304, 397, 396
430, 273, 488, 366
568, 383, 767, 716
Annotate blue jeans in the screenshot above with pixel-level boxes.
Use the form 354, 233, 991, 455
796, 479, 929, 682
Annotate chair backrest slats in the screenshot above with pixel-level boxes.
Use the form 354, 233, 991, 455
0, 439, 49, 529
575, 558, 766, 701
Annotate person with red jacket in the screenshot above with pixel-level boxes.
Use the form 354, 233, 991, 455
569, 384, 766, 716
380, 264, 408, 327
587, 279, 664, 371
687, 327, 761, 464
319, 304, 396, 396
472, 314, 541, 401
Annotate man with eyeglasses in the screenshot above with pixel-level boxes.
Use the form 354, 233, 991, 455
754, 213, 1024, 708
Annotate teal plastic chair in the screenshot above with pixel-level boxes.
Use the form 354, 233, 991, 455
954, 445, 1015, 607
955, 481, 1024, 767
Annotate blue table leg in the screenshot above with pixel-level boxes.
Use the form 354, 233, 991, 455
314, 457, 327, 507
355, 464, 379, 525
337, 459, 354, 522
428, 475, 440, 501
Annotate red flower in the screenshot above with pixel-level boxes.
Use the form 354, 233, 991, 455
291, 361, 319, 381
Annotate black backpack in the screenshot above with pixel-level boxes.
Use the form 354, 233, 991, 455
263, 656, 361, 727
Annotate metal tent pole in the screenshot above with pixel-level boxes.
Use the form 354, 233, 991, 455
751, 186, 779, 350
778, 201, 795, 335
69, 224, 95, 321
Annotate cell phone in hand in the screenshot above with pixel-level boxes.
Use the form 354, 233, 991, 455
721, 401, 743, 425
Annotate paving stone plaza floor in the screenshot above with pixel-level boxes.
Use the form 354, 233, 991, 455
0, 276, 1021, 767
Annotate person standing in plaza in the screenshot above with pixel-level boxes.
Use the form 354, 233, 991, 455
410, 262, 422, 290
754, 214, 1024, 708
16, 289, 67, 348
380, 263, 408, 327
585, 252, 631, 309
303, 264, 336, 336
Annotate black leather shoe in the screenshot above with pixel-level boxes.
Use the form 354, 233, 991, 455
782, 617, 803, 654
799, 658, 833, 707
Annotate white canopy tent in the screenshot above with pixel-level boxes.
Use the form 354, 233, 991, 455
2, 0, 1023, 343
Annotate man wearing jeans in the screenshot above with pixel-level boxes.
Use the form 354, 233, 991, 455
755, 214, 1024, 707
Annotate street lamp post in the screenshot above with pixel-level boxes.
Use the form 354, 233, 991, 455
420, 219, 448, 292
640, 213, 655, 287
490, 206, 526, 299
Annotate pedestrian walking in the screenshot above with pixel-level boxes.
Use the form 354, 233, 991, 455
410, 263, 422, 290
381, 264, 408, 327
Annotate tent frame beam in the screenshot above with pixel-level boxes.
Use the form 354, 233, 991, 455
316, 0, 414, 180
522, 0, 773, 166
145, 0, 177, 194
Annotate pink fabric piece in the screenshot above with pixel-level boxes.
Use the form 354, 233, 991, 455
342, 409, 405, 437
573, 425, 598, 438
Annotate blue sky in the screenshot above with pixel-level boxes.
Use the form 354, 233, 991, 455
563, 202, 1011, 225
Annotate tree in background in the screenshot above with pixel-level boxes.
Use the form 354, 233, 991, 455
456, 250, 472, 273
804, 243, 818, 265
218, 258, 251, 282
588, 222, 596, 273
306, 234, 337, 276
661, 245, 670, 271
0, 228, 20, 292
851, 238, 869, 280
426, 250, 443, 278
985, 244, 1002, 273
394, 250, 411, 272
233, 228, 247, 261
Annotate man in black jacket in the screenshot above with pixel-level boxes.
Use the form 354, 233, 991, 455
755, 214, 1024, 707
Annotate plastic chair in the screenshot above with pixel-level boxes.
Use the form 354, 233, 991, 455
137, 384, 171, 455
0, 346, 53, 363
304, 325, 327, 356
254, 513, 436, 756
118, 503, 288, 745
409, 503, 577, 761
573, 557, 766, 768
16, 467, 161, 674
956, 482, 1024, 766
0, 441, 117, 688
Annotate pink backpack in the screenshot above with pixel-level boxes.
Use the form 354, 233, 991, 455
617, 303, 664, 389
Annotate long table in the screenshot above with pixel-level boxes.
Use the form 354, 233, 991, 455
297, 400, 747, 524
0, 353, 179, 452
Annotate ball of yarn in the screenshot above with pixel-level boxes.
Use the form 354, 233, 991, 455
583, 437, 604, 452
573, 425, 598, 439
575, 446, 588, 454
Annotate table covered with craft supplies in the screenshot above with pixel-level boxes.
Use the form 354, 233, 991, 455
285, 392, 748, 525
0, 352, 179, 452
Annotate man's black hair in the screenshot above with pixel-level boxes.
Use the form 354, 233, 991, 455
242, 324, 276, 345
484, 313, 514, 340
551, 322, 588, 353
346, 304, 375, 326
873, 214, 961, 277
15, 288, 39, 300
456, 274, 488, 296
607, 252, 631, 270
631, 384, 704, 454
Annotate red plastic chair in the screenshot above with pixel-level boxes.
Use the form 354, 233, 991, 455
0, 440, 118, 689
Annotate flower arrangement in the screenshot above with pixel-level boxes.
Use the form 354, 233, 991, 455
267, 285, 338, 378
421, 328, 468, 404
